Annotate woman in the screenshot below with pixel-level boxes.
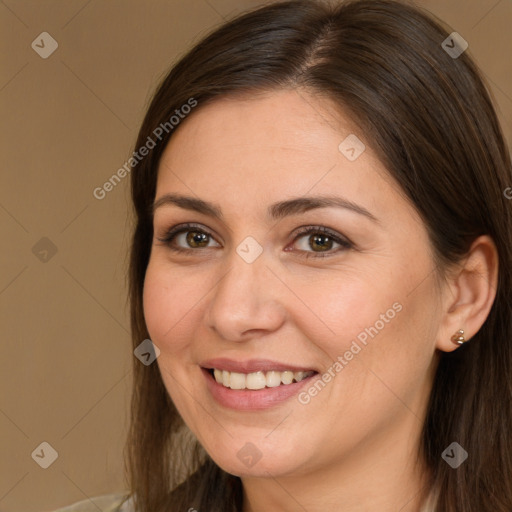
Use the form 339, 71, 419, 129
53, 0, 512, 510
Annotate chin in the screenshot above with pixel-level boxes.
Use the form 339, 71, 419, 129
206, 447, 304, 479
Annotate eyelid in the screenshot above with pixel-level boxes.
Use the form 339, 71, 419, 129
156, 222, 353, 257
156, 222, 220, 245
293, 225, 353, 246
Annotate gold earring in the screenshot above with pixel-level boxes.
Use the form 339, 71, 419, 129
451, 329, 466, 345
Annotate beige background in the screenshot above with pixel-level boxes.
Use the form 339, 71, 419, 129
1, 0, 511, 511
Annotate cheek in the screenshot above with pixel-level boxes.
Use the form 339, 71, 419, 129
289, 258, 437, 397
142, 262, 204, 416
142, 266, 168, 343
287, 266, 404, 359
142, 261, 200, 352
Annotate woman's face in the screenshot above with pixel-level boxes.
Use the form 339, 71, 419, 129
143, 89, 443, 479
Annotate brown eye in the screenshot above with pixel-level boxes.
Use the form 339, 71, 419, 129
308, 233, 335, 252
157, 223, 221, 253
185, 230, 210, 248
292, 226, 352, 258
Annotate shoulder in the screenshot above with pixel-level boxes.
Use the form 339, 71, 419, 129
49, 493, 134, 512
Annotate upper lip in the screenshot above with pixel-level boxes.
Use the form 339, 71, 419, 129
200, 358, 318, 374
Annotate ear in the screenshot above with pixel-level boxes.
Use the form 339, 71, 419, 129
436, 235, 499, 352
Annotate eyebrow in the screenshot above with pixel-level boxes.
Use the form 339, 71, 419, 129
152, 193, 379, 223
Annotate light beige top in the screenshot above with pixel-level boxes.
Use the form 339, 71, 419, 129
50, 493, 133, 512
51, 488, 438, 511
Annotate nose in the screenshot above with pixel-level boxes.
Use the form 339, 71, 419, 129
203, 248, 286, 342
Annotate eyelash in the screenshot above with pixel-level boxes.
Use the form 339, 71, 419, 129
156, 222, 353, 259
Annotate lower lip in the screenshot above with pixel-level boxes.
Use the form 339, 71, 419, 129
201, 368, 318, 411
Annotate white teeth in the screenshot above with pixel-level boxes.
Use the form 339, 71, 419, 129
294, 371, 305, 381
265, 371, 281, 387
211, 368, 315, 389
281, 370, 294, 385
246, 371, 267, 390
229, 372, 246, 390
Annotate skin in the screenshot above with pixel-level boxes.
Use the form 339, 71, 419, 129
143, 88, 498, 512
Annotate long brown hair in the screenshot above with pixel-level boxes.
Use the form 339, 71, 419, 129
125, 1, 512, 510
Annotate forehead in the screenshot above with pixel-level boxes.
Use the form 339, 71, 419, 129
163, 89, 359, 159
155, 89, 404, 222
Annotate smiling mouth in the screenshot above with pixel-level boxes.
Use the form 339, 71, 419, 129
207, 368, 318, 390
